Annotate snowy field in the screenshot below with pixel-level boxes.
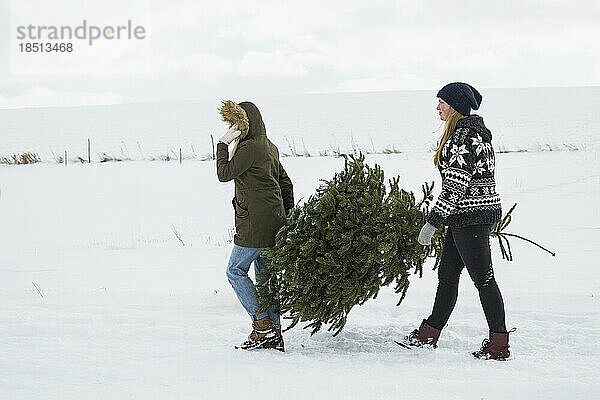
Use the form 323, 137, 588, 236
1, 148, 599, 399
1, 87, 600, 399
1, 86, 599, 161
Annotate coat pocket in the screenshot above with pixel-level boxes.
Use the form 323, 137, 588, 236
232, 197, 249, 218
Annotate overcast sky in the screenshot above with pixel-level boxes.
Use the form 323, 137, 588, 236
1, 0, 599, 107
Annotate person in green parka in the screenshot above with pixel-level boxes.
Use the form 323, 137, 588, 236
216, 100, 294, 352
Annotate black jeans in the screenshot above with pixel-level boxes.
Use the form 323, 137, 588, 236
426, 224, 507, 333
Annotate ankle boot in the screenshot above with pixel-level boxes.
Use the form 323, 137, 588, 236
473, 328, 515, 360
272, 328, 285, 352
402, 319, 441, 348
236, 317, 282, 351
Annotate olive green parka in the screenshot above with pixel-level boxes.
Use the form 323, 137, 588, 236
216, 102, 294, 248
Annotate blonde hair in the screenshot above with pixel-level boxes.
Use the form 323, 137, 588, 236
433, 107, 467, 167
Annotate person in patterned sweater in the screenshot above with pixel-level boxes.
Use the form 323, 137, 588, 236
401, 82, 513, 360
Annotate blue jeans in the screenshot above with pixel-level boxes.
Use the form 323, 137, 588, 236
225, 245, 281, 330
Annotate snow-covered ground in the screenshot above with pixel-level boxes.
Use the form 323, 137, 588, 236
1, 86, 598, 161
1, 146, 599, 399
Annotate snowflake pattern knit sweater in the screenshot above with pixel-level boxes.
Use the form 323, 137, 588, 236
427, 115, 502, 229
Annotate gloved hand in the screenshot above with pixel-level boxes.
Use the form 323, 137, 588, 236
418, 222, 436, 245
219, 124, 241, 145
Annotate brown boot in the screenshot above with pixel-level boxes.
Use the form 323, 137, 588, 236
398, 319, 441, 348
236, 317, 283, 351
272, 328, 285, 352
473, 328, 515, 360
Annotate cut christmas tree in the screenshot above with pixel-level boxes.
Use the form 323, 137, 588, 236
257, 154, 554, 337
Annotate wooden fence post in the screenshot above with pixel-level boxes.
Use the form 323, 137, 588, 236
211, 134, 215, 160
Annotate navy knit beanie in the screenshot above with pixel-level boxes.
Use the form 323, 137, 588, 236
437, 82, 483, 116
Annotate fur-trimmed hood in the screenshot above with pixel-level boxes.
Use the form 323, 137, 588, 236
219, 100, 266, 142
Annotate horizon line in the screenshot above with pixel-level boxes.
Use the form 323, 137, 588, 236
1, 84, 598, 111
